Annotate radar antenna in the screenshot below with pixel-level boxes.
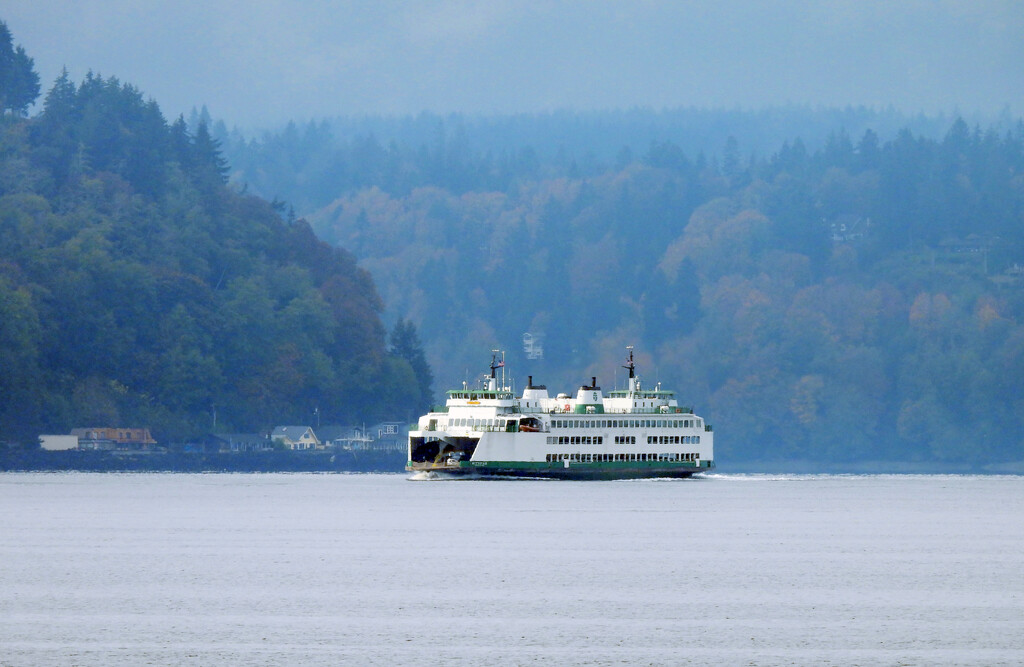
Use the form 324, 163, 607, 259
623, 346, 636, 379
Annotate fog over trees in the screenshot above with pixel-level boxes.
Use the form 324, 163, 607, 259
220, 108, 1024, 466
2, 16, 1023, 467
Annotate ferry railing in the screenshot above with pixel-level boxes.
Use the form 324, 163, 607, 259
598, 407, 695, 415
419, 423, 550, 433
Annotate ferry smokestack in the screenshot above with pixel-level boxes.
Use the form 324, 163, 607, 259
528, 375, 533, 388
592, 376, 597, 388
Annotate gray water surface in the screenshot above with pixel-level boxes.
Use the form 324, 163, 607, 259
1, 473, 1022, 665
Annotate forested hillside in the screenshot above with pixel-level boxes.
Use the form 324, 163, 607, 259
0, 24, 429, 445
224, 109, 1024, 466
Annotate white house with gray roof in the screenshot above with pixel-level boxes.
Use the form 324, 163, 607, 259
270, 426, 321, 450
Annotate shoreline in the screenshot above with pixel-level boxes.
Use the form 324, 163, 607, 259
0, 449, 406, 474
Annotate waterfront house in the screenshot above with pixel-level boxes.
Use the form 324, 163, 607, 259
71, 427, 158, 451
270, 425, 321, 450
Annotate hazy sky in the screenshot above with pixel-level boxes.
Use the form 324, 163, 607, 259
5, 1, 1023, 130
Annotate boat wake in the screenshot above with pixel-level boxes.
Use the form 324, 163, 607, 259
407, 470, 470, 481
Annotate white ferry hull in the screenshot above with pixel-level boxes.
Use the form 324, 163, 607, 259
407, 458, 712, 480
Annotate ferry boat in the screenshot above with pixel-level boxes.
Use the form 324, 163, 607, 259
407, 348, 714, 479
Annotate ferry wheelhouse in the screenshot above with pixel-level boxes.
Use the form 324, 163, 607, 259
407, 349, 714, 479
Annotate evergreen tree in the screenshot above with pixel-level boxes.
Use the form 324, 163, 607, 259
389, 318, 433, 408
193, 120, 230, 182
0, 21, 40, 116
169, 115, 192, 167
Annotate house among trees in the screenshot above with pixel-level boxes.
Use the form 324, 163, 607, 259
316, 422, 407, 452
938, 234, 996, 254
316, 425, 370, 450
71, 427, 158, 451
371, 422, 406, 452
830, 215, 869, 243
270, 426, 321, 450
205, 433, 273, 453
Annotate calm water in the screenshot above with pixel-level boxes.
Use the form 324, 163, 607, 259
1, 473, 1022, 666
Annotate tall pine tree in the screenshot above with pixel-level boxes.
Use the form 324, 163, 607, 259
389, 318, 433, 408
0, 21, 40, 116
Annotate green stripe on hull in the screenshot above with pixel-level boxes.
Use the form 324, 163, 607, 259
407, 459, 714, 480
